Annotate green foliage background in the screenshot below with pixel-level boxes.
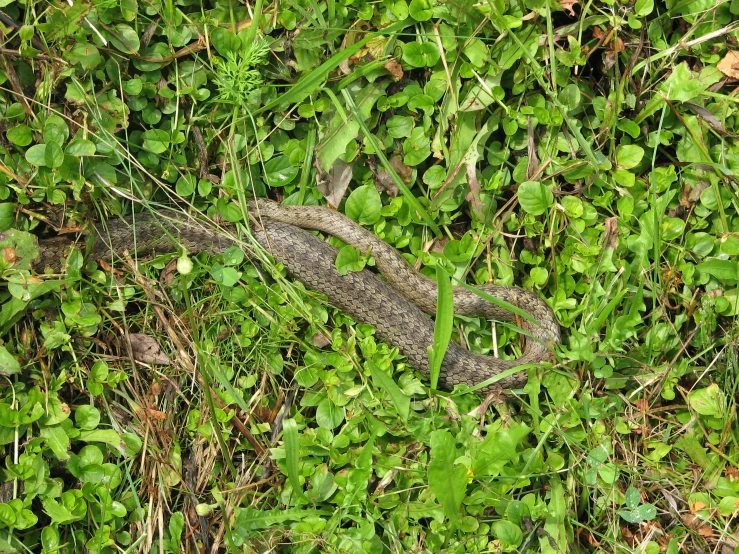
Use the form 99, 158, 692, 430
0, 0, 738, 552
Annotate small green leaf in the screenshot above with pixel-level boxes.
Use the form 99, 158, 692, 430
335, 245, 366, 275
0, 345, 20, 375
402, 42, 440, 68
518, 181, 553, 215
616, 144, 644, 169
345, 185, 382, 225
141, 129, 170, 154
25, 143, 48, 167
409, 0, 433, 20
264, 156, 299, 188
66, 139, 96, 156
7, 124, 32, 146
687, 383, 724, 417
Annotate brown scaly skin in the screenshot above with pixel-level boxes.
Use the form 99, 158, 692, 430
32, 199, 560, 395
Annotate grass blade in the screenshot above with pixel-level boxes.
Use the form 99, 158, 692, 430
283, 418, 307, 501
428, 264, 454, 392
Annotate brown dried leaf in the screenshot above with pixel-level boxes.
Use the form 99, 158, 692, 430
717, 51, 739, 79
697, 524, 714, 538
372, 156, 411, 197
145, 408, 167, 421
129, 333, 170, 365
311, 333, 331, 349
373, 170, 398, 196
2, 247, 17, 264
385, 60, 404, 81
603, 216, 619, 249
685, 181, 711, 206
559, 0, 578, 16
684, 102, 732, 136
161, 258, 178, 286
390, 155, 412, 183
316, 158, 354, 208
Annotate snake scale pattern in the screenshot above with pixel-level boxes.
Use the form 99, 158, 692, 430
33, 199, 560, 395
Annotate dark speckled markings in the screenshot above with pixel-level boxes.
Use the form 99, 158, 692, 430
33, 200, 560, 396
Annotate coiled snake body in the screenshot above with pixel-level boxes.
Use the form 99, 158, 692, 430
34, 199, 560, 395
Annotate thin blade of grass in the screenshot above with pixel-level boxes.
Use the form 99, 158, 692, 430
428, 264, 454, 392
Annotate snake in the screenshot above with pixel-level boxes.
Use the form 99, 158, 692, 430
32, 198, 560, 395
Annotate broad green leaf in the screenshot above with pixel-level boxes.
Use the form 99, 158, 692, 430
25, 143, 48, 166
616, 144, 644, 169
386, 115, 414, 138
687, 383, 724, 417
696, 260, 738, 282
0, 203, 16, 231
0, 345, 20, 375
283, 418, 307, 500
109, 24, 140, 53
402, 42, 440, 68
141, 129, 170, 154
518, 181, 553, 215
369, 361, 410, 423
65, 42, 102, 69
264, 156, 299, 188
7, 124, 32, 146
335, 245, 366, 275
315, 397, 345, 429
428, 430, 467, 526
66, 139, 96, 156
78, 429, 125, 453
409, 0, 433, 20
345, 185, 382, 225
75, 405, 101, 430
44, 142, 64, 168
492, 520, 524, 547
40, 425, 70, 461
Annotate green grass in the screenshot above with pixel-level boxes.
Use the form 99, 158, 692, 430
1, 0, 738, 553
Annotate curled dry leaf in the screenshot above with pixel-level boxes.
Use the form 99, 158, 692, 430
128, 333, 170, 365
384, 60, 403, 81
717, 51, 739, 79
316, 158, 354, 208
684, 102, 733, 137
603, 217, 619, 249
371, 156, 411, 196
311, 332, 332, 348
559, 0, 578, 16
